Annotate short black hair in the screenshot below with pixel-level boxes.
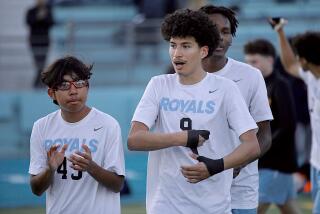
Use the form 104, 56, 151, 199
292, 31, 320, 65
41, 56, 93, 89
244, 39, 276, 59
199, 5, 238, 37
161, 8, 220, 57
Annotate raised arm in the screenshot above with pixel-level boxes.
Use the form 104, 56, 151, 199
272, 18, 301, 78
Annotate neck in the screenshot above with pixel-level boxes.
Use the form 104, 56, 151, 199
179, 69, 207, 85
61, 106, 91, 123
202, 55, 228, 73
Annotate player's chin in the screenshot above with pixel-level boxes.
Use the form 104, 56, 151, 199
64, 103, 85, 112
212, 50, 226, 57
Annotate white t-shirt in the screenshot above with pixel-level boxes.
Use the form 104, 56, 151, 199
132, 73, 258, 214
299, 69, 320, 170
29, 107, 125, 214
214, 58, 273, 209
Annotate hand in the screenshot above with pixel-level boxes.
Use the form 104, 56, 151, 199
268, 17, 288, 32
181, 153, 210, 183
186, 130, 210, 148
47, 144, 68, 171
68, 144, 93, 172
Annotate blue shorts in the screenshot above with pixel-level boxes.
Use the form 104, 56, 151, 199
311, 166, 320, 214
231, 208, 257, 214
259, 169, 296, 205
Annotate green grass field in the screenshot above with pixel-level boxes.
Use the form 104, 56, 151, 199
0, 194, 313, 214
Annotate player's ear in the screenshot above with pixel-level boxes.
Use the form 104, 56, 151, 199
48, 88, 56, 101
201, 46, 209, 59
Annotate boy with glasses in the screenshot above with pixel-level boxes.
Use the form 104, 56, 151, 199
28, 56, 125, 214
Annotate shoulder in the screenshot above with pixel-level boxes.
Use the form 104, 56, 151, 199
207, 73, 238, 91
91, 108, 120, 128
144, 74, 177, 92
150, 74, 176, 84
299, 69, 316, 83
33, 110, 60, 128
228, 58, 263, 79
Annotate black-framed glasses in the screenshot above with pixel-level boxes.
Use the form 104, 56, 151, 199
54, 80, 88, 91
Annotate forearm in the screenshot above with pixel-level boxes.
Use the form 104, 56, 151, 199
30, 168, 55, 196
277, 29, 300, 77
256, 121, 272, 157
127, 130, 186, 151
88, 162, 124, 193
223, 132, 261, 170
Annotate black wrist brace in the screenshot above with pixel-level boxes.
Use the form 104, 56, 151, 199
186, 130, 210, 149
197, 156, 224, 176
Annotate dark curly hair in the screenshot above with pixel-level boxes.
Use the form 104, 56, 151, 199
161, 9, 220, 57
292, 31, 320, 65
41, 56, 93, 89
243, 39, 276, 59
199, 5, 238, 37
41, 56, 93, 105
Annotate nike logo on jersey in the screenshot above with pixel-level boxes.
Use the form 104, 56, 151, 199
94, 126, 103, 131
233, 79, 242, 83
209, 89, 218, 94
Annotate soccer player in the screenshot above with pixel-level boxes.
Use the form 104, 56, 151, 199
200, 5, 273, 213
28, 56, 125, 214
271, 18, 320, 214
128, 9, 261, 213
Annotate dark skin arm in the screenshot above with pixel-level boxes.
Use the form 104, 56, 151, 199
233, 120, 271, 177
256, 120, 272, 157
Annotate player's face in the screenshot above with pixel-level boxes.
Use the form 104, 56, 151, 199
245, 54, 274, 77
208, 13, 232, 58
48, 73, 89, 114
169, 37, 208, 78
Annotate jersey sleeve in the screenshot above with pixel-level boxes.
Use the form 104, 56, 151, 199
132, 77, 159, 129
225, 81, 258, 137
29, 121, 48, 175
103, 120, 125, 176
249, 70, 273, 122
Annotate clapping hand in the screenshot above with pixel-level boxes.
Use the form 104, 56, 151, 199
47, 144, 68, 171
68, 144, 93, 172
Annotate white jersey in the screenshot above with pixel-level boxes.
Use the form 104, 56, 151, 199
214, 58, 273, 209
299, 69, 320, 170
29, 108, 125, 214
132, 73, 258, 214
